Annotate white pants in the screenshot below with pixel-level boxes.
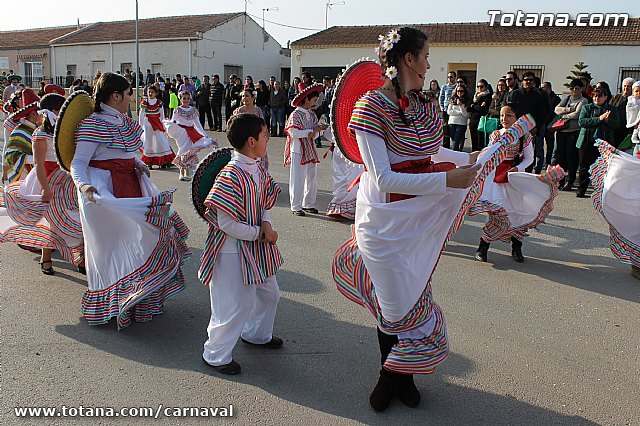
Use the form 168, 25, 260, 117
289, 152, 318, 211
202, 252, 280, 366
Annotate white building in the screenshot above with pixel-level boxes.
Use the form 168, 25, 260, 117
291, 20, 640, 93
50, 13, 290, 84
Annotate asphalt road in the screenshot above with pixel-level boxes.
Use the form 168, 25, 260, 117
1, 132, 638, 425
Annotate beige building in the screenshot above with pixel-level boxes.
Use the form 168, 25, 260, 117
291, 20, 640, 94
0, 25, 81, 87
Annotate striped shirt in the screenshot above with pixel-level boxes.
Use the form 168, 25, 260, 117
348, 90, 443, 157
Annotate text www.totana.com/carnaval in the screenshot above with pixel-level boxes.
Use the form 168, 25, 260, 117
488, 11, 630, 27
14, 404, 235, 419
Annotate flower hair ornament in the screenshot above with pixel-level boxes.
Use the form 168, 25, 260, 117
375, 30, 409, 110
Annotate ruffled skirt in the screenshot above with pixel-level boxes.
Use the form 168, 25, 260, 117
327, 148, 362, 220
79, 166, 191, 329
164, 121, 215, 169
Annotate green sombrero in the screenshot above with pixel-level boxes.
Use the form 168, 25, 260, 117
6, 74, 22, 82
53, 90, 94, 172
191, 147, 234, 221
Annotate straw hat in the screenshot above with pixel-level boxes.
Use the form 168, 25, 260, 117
44, 84, 65, 96
191, 147, 234, 221
330, 59, 384, 164
53, 90, 94, 172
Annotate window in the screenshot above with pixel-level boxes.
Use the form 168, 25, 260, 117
509, 65, 545, 80
151, 63, 162, 75
121, 62, 133, 74
224, 65, 243, 82
66, 64, 77, 77
23, 61, 43, 87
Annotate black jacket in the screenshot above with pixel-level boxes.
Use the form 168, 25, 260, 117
467, 92, 492, 122
508, 87, 550, 129
196, 83, 211, 106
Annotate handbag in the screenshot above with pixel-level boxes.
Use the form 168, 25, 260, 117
478, 115, 499, 134
550, 117, 569, 132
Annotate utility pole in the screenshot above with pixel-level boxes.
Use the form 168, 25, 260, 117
325, 1, 345, 29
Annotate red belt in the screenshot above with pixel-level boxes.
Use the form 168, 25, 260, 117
178, 123, 203, 142
389, 158, 456, 202
89, 158, 142, 198
494, 160, 513, 183
44, 161, 59, 177
147, 114, 164, 132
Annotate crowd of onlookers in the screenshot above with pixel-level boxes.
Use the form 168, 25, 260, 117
429, 70, 637, 197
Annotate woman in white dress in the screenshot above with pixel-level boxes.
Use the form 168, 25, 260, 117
68, 73, 191, 329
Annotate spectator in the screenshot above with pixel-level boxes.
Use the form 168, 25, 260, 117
224, 74, 237, 124
542, 81, 561, 166
448, 84, 470, 151
65, 70, 74, 88
287, 77, 300, 117
505, 71, 519, 94
175, 74, 184, 89
488, 78, 508, 118
256, 80, 270, 125
196, 75, 213, 130
192, 76, 201, 89
145, 69, 155, 86
244, 76, 255, 91
467, 78, 492, 150
208, 75, 225, 132
323, 75, 335, 123
268, 75, 276, 92
169, 86, 179, 116
37, 80, 47, 97
553, 78, 587, 191
426, 79, 440, 99
179, 77, 197, 105
439, 71, 457, 149
508, 71, 549, 172
162, 82, 172, 117
268, 81, 287, 137
579, 72, 594, 102
301, 72, 313, 87
609, 77, 635, 146
124, 69, 133, 84
576, 83, 620, 197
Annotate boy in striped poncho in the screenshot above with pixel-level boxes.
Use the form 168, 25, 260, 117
200, 113, 284, 375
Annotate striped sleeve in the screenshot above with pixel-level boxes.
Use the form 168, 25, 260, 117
348, 94, 386, 140
205, 166, 242, 221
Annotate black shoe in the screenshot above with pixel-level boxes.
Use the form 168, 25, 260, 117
201, 357, 241, 375
394, 374, 421, 408
77, 265, 86, 275
561, 180, 574, 191
475, 239, 489, 262
240, 336, 283, 349
302, 207, 319, 214
576, 192, 587, 198
292, 210, 305, 216
315, 142, 322, 148
511, 247, 524, 263
369, 370, 395, 412
40, 260, 55, 275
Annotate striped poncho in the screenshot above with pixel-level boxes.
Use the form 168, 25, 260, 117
284, 107, 320, 166
199, 163, 283, 286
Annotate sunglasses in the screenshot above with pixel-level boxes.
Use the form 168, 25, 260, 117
506, 77, 514, 81
477, 85, 485, 88
448, 75, 455, 79
456, 90, 465, 93
456, 80, 464, 84
523, 78, 533, 82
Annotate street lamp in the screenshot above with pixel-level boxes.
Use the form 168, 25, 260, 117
261, 7, 278, 50
325, 1, 345, 29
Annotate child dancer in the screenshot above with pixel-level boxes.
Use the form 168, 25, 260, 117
165, 91, 217, 181
284, 83, 327, 216
200, 113, 284, 375
471, 104, 565, 263
3, 90, 40, 183
139, 86, 175, 169
325, 128, 363, 221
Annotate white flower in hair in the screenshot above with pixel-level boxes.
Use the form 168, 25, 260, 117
378, 34, 386, 41
387, 30, 400, 43
382, 40, 393, 51
385, 66, 398, 80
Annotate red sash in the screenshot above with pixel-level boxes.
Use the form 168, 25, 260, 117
89, 158, 142, 198
493, 160, 513, 183
389, 158, 456, 202
178, 123, 203, 142
44, 161, 59, 177
147, 113, 164, 132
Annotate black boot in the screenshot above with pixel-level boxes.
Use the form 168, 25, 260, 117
561, 178, 574, 191
475, 238, 490, 262
511, 237, 524, 263
369, 327, 400, 411
370, 369, 396, 411
393, 373, 421, 408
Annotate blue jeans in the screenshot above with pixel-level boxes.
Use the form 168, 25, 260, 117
270, 107, 286, 136
449, 124, 467, 151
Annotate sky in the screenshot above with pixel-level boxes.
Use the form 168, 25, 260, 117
3, 0, 639, 47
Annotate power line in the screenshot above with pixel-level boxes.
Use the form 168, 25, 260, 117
245, 12, 321, 31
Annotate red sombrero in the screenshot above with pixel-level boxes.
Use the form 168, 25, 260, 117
291, 82, 324, 108
330, 59, 384, 164
8, 90, 40, 121
44, 84, 65, 96
2, 100, 13, 114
